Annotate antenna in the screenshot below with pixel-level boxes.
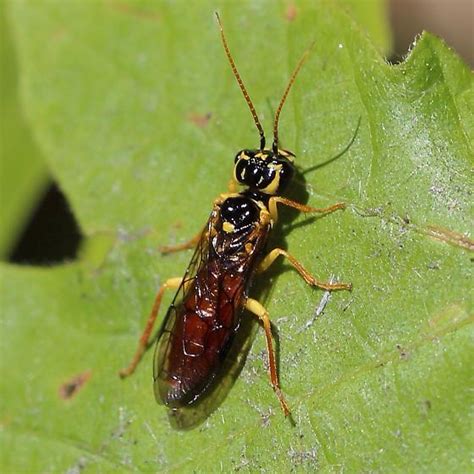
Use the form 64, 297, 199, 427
272, 42, 314, 153
215, 12, 266, 150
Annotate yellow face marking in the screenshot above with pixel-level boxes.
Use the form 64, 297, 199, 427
261, 163, 282, 195
223, 221, 235, 233
256, 150, 272, 160
270, 163, 283, 171
255, 151, 270, 160
245, 243, 253, 254
261, 176, 280, 194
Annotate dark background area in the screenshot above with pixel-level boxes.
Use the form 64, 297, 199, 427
390, 0, 473, 66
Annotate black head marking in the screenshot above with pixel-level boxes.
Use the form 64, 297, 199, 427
234, 149, 294, 195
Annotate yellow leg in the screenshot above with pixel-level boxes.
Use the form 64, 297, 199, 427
227, 178, 239, 193
257, 248, 352, 291
268, 196, 346, 223
159, 190, 241, 255
245, 298, 291, 417
160, 231, 202, 255
119, 277, 182, 378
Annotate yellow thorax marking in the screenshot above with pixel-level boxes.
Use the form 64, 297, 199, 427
223, 221, 235, 233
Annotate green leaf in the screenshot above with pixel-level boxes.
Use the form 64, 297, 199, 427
2, 1, 472, 472
0, 0, 48, 257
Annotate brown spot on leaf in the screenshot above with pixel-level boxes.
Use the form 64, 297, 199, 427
284, 4, 298, 21
107, 1, 160, 21
187, 112, 212, 128
0, 416, 12, 428
59, 370, 92, 400
51, 28, 67, 41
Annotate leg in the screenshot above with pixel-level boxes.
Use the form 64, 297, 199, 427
268, 196, 345, 223
159, 189, 238, 255
245, 298, 291, 417
159, 231, 202, 255
227, 178, 239, 193
119, 277, 182, 378
257, 248, 352, 291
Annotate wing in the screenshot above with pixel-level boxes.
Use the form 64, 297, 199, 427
152, 223, 212, 407
153, 200, 271, 408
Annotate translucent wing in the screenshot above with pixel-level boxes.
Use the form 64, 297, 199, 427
152, 224, 213, 406
153, 202, 270, 408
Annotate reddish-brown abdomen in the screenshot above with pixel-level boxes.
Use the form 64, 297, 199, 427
154, 263, 245, 407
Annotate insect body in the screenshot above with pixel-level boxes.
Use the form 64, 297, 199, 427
119, 13, 352, 417
154, 190, 273, 408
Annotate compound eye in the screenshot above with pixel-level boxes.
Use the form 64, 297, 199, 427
273, 160, 294, 193
234, 158, 248, 184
